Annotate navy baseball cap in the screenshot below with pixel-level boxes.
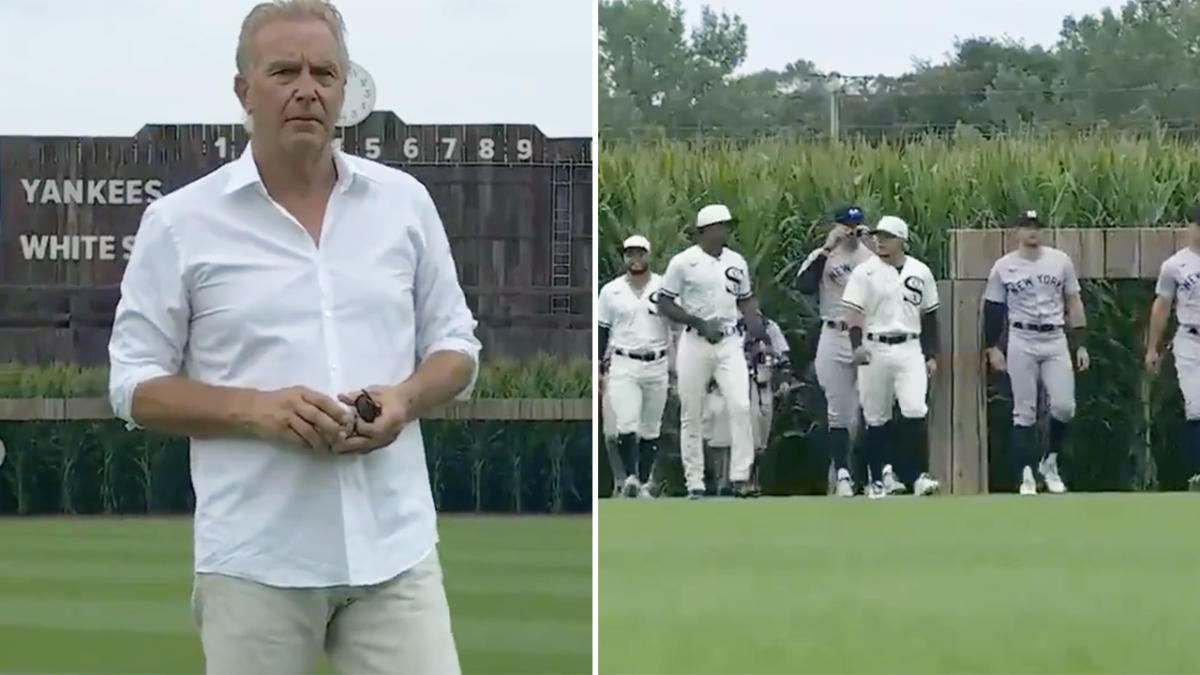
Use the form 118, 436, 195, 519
1014, 209, 1043, 228
834, 205, 864, 225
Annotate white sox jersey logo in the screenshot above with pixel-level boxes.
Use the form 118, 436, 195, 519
647, 290, 662, 315
724, 267, 745, 295
902, 276, 925, 306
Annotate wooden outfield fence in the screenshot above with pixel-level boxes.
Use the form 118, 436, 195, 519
0, 397, 592, 422
937, 227, 1178, 494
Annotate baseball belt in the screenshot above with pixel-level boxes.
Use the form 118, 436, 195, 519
684, 324, 744, 337
1010, 322, 1063, 333
866, 333, 917, 345
612, 348, 668, 362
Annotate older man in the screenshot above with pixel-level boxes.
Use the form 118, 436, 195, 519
107, 1, 479, 673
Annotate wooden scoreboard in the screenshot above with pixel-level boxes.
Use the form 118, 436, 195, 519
0, 111, 592, 365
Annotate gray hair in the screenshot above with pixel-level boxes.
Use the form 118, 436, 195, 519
236, 0, 351, 76
236, 0, 350, 134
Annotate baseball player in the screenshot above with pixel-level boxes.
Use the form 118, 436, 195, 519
795, 205, 876, 497
1145, 206, 1200, 491
841, 215, 942, 499
703, 313, 791, 495
598, 235, 672, 498
657, 204, 767, 499
983, 210, 1086, 495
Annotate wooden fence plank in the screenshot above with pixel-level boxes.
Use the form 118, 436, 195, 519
1078, 230, 1106, 279
929, 280, 954, 486
1104, 229, 1140, 279
951, 280, 987, 494
0, 398, 591, 421
951, 230, 1005, 280
1139, 229, 1177, 279
1174, 228, 1190, 253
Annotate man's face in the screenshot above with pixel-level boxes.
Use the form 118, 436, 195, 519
624, 247, 649, 273
699, 221, 730, 247
235, 19, 344, 154
874, 231, 903, 257
1017, 224, 1041, 247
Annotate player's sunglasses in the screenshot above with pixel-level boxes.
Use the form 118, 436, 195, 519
353, 390, 382, 423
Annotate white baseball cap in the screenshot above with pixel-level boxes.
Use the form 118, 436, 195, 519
696, 204, 734, 229
622, 235, 651, 252
873, 215, 910, 240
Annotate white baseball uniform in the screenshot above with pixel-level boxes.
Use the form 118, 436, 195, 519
1156, 248, 1200, 420
660, 244, 755, 493
797, 244, 875, 429
842, 255, 939, 427
984, 247, 1080, 426
598, 273, 671, 440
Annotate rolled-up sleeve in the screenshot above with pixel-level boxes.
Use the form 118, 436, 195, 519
412, 185, 482, 401
108, 204, 190, 426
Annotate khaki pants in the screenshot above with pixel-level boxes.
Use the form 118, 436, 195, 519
191, 549, 460, 675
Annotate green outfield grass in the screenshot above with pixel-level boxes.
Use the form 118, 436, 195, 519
599, 494, 1200, 674
0, 515, 591, 675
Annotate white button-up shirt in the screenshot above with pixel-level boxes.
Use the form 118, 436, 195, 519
108, 146, 482, 588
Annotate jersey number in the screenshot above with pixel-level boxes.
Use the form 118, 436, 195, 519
903, 276, 924, 306
724, 267, 744, 295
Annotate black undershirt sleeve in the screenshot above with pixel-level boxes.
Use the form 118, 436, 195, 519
795, 252, 827, 294
598, 326, 610, 372
983, 300, 1005, 349
921, 310, 939, 360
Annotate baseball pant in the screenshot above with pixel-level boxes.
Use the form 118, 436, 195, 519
607, 352, 670, 439
815, 325, 860, 429
1007, 330, 1076, 426
859, 338, 927, 426
751, 384, 773, 451
677, 330, 753, 493
192, 549, 459, 675
1174, 331, 1200, 421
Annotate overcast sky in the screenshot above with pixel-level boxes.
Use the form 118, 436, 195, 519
677, 0, 1120, 77
0, 0, 594, 139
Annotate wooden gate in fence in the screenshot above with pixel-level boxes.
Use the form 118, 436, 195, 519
933, 227, 1181, 494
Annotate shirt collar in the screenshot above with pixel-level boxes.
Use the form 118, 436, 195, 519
223, 140, 373, 195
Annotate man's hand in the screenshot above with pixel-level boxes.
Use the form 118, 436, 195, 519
986, 346, 1007, 373
1145, 348, 1161, 373
926, 358, 938, 378
335, 384, 418, 455
824, 225, 851, 251
699, 319, 725, 344
852, 346, 871, 365
247, 386, 355, 452
1075, 346, 1090, 372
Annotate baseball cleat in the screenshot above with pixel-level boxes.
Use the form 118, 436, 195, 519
867, 481, 887, 500
1019, 466, 1037, 495
621, 475, 641, 498
1188, 475, 1200, 492
913, 473, 940, 496
835, 468, 855, 497
882, 464, 907, 495
638, 482, 658, 499
732, 481, 759, 498
687, 489, 705, 500
1039, 454, 1068, 494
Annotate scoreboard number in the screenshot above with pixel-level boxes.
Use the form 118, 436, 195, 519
214, 131, 538, 163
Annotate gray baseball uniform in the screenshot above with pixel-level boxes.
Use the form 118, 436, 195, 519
984, 247, 1080, 425
1155, 248, 1200, 420
797, 244, 875, 428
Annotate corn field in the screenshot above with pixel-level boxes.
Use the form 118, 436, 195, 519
0, 357, 593, 515
599, 129, 1200, 492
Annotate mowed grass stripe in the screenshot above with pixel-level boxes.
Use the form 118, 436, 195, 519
599, 494, 1200, 674
0, 516, 591, 675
